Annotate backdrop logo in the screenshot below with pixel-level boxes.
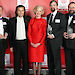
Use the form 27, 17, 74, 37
17, 0, 28, 10
61, 0, 67, 3
58, 0, 69, 9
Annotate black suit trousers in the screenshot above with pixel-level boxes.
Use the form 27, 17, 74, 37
64, 48, 75, 75
0, 40, 6, 75
47, 39, 61, 75
13, 39, 29, 75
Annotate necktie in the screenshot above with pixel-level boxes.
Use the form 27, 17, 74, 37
49, 14, 53, 25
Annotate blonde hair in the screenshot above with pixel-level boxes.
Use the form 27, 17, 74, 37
33, 5, 44, 15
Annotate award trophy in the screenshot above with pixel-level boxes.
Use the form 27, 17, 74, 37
47, 24, 52, 35
67, 26, 73, 38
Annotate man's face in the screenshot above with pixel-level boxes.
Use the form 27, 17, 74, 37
68, 3, 75, 14
0, 7, 3, 17
17, 7, 25, 17
50, 2, 58, 12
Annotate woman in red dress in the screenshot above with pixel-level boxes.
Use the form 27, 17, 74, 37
28, 5, 47, 75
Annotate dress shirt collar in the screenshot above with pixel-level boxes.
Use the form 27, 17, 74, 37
51, 10, 57, 16
17, 16, 24, 21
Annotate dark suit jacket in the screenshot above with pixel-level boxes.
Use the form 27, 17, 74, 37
8, 16, 31, 48
0, 17, 8, 50
64, 13, 75, 49
47, 11, 67, 49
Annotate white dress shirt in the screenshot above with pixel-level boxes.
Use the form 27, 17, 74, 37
68, 16, 73, 25
0, 17, 4, 36
16, 16, 26, 40
51, 10, 57, 22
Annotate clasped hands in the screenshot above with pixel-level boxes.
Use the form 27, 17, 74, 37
64, 32, 75, 39
31, 42, 41, 48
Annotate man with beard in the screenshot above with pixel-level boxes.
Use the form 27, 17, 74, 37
0, 6, 8, 75
46, 1, 66, 75
63, 2, 75, 75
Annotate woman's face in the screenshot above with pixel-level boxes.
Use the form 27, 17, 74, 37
36, 7, 42, 17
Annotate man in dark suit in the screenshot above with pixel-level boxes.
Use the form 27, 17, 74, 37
63, 2, 75, 75
0, 6, 8, 75
46, 1, 66, 75
8, 5, 31, 75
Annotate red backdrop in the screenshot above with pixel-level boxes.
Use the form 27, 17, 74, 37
0, 0, 74, 68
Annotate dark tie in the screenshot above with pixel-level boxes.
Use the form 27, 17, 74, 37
49, 14, 53, 25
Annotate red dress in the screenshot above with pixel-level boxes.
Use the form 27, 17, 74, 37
28, 17, 47, 62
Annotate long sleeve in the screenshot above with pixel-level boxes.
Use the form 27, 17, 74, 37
40, 20, 47, 44
8, 19, 14, 48
27, 19, 33, 43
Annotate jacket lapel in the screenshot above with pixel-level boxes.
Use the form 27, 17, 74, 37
53, 11, 59, 23
15, 17, 17, 38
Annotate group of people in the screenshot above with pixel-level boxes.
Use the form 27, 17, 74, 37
0, 0, 75, 75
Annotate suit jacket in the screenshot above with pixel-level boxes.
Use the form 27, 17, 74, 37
47, 11, 67, 48
0, 17, 8, 50
8, 16, 31, 48
64, 13, 75, 49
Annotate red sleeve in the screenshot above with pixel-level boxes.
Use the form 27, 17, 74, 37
27, 18, 34, 43
40, 19, 47, 44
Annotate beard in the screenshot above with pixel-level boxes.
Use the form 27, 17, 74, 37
69, 10, 74, 15
51, 8, 55, 12
73, 11, 75, 14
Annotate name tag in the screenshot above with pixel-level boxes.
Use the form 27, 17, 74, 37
73, 20, 75, 23
55, 19, 60, 23
3, 22, 7, 25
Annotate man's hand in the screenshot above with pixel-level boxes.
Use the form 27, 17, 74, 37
69, 33, 75, 39
0, 34, 3, 39
64, 32, 68, 39
10, 47, 13, 52
4, 33, 8, 39
47, 34, 54, 39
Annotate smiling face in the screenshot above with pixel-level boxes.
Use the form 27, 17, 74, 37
35, 7, 42, 18
50, 2, 58, 12
17, 7, 25, 17
68, 3, 75, 14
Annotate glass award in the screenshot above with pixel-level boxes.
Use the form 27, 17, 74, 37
67, 26, 73, 38
47, 24, 52, 35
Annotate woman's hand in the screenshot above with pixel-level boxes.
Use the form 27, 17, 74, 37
31, 43, 41, 48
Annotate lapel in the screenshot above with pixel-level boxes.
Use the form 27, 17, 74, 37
53, 11, 59, 23
14, 17, 17, 37
69, 16, 74, 26
24, 16, 27, 31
